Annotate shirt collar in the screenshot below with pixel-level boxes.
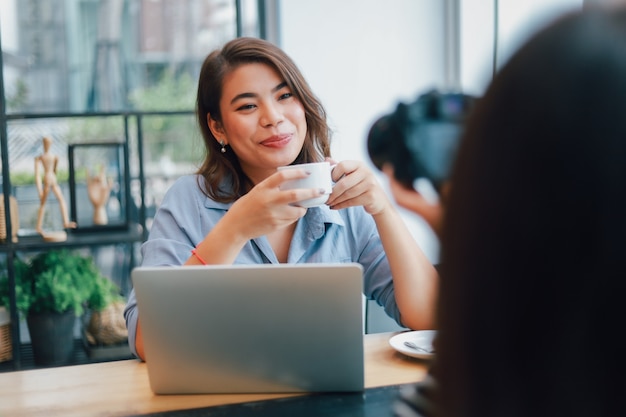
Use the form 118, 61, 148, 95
305, 204, 344, 227
203, 197, 232, 210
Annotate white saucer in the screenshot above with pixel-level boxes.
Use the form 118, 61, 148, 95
389, 330, 437, 360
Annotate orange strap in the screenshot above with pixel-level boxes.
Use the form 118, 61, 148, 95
191, 248, 208, 265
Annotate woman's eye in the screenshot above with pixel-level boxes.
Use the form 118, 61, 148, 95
237, 103, 256, 111
278, 92, 293, 100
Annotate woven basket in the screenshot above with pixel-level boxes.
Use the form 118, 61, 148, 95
0, 194, 19, 243
85, 301, 128, 346
0, 308, 11, 362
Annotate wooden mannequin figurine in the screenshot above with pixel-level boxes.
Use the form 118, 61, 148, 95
34, 136, 77, 241
87, 166, 113, 225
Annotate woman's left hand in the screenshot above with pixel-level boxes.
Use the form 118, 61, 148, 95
326, 159, 391, 216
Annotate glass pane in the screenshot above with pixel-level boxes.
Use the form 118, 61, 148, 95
240, 0, 262, 37
0, 0, 248, 114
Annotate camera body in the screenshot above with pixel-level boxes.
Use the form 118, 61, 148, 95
367, 90, 476, 191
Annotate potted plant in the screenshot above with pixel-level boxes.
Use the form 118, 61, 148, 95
0, 249, 124, 366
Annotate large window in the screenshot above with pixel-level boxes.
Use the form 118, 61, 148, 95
1, 0, 262, 114
1, 0, 265, 251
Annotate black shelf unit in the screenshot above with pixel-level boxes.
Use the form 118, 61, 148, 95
0, 338, 134, 373
0, 222, 144, 252
0, 110, 191, 371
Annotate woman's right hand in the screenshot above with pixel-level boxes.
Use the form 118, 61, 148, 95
225, 168, 326, 240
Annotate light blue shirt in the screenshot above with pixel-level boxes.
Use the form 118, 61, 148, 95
124, 174, 401, 358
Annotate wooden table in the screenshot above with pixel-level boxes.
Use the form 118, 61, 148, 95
0, 332, 428, 417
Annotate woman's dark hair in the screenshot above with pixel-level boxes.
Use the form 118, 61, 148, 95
195, 37, 331, 202
436, 7, 626, 417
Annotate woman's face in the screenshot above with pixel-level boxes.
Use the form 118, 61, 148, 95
209, 62, 308, 184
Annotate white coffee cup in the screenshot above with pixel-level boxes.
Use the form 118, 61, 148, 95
277, 161, 333, 208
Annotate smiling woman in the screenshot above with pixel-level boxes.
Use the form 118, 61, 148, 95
194, 37, 332, 203
123, 37, 439, 362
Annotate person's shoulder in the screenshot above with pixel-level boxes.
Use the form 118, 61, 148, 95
159, 174, 231, 214
162, 175, 204, 200
171, 174, 200, 187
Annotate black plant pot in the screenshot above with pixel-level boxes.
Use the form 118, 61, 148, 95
26, 310, 76, 366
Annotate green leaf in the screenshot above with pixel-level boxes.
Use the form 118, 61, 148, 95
0, 249, 122, 316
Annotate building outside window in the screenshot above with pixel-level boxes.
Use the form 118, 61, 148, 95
1, 0, 260, 114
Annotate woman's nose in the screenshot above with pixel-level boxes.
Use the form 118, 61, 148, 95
260, 102, 284, 126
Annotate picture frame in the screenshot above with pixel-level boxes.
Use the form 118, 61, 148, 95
68, 142, 130, 232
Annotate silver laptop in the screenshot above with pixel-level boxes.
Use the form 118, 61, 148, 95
131, 263, 365, 394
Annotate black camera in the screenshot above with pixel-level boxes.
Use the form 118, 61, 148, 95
367, 90, 476, 191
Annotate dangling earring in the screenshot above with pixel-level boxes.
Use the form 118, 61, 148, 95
220, 140, 226, 153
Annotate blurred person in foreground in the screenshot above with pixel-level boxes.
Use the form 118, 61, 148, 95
393, 5, 626, 417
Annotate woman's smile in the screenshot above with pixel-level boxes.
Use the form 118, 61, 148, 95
260, 134, 292, 148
